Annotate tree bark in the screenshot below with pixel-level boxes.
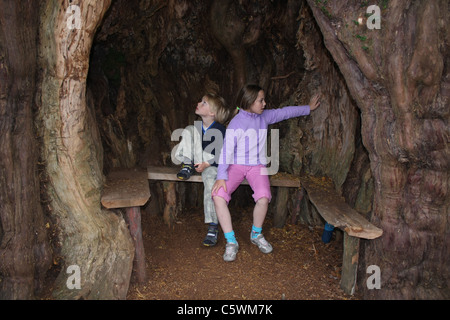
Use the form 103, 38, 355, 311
210, 0, 248, 92
210, 0, 267, 92
0, 0, 52, 299
306, 0, 449, 299
37, 0, 134, 299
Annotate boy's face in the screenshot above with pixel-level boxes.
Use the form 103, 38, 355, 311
249, 90, 266, 114
195, 97, 214, 118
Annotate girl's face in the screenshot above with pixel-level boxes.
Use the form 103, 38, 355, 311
249, 90, 266, 114
195, 97, 214, 117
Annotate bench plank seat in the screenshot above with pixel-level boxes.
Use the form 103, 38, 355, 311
300, 174, 382, 240
102, 169, 150, 209
147, 165, 301, 188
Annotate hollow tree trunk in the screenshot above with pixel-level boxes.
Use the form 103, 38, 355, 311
37, 0, 134, 299
307, 0, 449, 299
0, 0, 52, 299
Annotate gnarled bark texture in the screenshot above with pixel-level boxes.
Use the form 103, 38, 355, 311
0, 0, 52, 299
307, 0, 449, 299
37, 0, 134, 299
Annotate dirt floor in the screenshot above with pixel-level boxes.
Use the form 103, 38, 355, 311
126, 205, 358, 300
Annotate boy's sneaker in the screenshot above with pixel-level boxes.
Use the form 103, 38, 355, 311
223, 242, 239, 262
177, 163, 195, 180
203, 225, 219, 247
250, 234, 273, 254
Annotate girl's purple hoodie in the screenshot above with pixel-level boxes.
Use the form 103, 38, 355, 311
217, 106, 310, 180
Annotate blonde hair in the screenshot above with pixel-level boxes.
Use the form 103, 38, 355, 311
204, 92, 230, 124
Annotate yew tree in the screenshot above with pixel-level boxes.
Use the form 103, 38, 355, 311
0, 0, 448, 300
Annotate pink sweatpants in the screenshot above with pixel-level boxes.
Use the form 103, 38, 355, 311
212, 164, 272, 203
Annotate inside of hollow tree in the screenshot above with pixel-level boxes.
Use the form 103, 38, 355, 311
0, 0, 448, 300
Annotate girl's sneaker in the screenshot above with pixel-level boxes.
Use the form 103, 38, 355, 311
223, 242, 239, 262
250, 234, 273, 254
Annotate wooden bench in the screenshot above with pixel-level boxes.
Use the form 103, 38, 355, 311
101, 166, 382, 295
299, 174, 383, 295
101, 168, 150, 284
147, 166, 383, 295
147, 165, 302, 227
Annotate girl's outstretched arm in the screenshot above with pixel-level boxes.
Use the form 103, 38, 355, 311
263, 93, 321, 124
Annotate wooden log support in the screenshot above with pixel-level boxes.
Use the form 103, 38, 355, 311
273, 187, 289, 228
101, 169, 150, 284
126, 207, 146, 284
340, 233, 360, 295
291, 187, 305, 224
162, 182, 177, 228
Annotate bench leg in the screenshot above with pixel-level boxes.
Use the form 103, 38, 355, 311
340, 233, 360, 295
291, 187, 304, 224
273, 187, 289, 228
162, 182, 177, 228
126, 206, 147, 284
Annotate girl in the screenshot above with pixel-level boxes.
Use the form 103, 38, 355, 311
211, 84, 321, 261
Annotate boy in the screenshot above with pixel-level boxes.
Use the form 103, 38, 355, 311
175, 93, 230, 246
